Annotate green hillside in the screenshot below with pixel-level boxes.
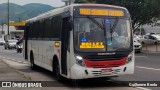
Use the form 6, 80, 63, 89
0, 3, 55, 23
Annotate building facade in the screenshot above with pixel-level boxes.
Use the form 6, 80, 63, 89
0, 24, 24, 40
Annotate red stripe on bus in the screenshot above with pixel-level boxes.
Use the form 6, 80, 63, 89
80, 4, 123, 9
58, 49, 60, 60
84, 57, 127, 68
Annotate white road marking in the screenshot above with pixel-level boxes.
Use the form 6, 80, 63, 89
0, 55, 28, 64
136, 87, 151, 90
136, 66, 160, 71
108, 80, 152, 90
7, 58, 11, 60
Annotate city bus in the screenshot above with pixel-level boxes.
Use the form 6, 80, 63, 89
24, 4, 134, 80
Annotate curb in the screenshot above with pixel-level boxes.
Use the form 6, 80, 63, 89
0, 58, 32, 81
0, 56, 28, 64
141, 50, 160, 54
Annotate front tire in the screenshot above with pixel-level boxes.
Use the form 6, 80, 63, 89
154, 42, 157, 45
19, 50, 22, 53
55, 63, 63, 82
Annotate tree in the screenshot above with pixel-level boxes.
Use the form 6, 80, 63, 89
75, 0, 160, 29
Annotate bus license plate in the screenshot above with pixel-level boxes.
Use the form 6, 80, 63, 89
101, 68, 113, 74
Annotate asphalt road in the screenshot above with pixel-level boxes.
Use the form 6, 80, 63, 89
115, 52, 160, 90
116, 52, 160, 81
0, 46, 160, 90
0, 46, 26, 63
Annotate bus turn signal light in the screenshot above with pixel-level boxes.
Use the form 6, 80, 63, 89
55, 42, 60, 47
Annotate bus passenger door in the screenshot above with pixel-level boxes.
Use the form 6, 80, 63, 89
24, 25, 29, 60
61, 17, 71, 75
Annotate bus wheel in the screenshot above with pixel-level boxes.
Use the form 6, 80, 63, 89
30, 52, 36, 70
55, 63, 63, 82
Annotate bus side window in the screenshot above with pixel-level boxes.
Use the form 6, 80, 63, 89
44, 19, 52, 39
39, 20, 45, 39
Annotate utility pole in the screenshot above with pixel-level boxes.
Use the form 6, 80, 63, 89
1, 22, 4, 34
18, 17, 21, 22
62, 0, 75, 6
7, 0, 10, 35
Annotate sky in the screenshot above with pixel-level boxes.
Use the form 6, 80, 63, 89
0, 0, 65, 7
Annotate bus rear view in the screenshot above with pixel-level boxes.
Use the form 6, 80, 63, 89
71, 4, 134, 79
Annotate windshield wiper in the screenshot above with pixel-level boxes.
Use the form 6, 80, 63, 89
87, 16, 105, 30
110, 17, 119, 41
87, 16, 107, 51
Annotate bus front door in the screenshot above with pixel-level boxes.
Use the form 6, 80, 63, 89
61, 17, 70, 75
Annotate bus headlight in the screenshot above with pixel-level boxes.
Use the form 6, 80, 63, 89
75, 55, 85, 67
126, 53, 133, 64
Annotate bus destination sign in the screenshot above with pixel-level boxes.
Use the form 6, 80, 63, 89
80, 8, 124, 16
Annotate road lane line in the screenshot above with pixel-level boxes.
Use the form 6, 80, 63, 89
108, 80, 152, 90
136, 87, 151, 90
0, 55, 28, 64
135, 56, 148, 58
7, 58, 11, 60
136, 66, 160, 71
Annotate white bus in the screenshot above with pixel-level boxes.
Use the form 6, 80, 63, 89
24, 4, 134, 81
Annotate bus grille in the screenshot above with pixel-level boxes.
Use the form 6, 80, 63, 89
83, 57, 127, 68
84, 56, 124, 61
91, 69, 121, 76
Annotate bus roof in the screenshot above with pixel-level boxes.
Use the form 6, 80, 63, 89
26, 4, 127, 23
80, 4, 125, 9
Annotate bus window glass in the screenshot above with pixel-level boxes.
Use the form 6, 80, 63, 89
74, 18, 131, 52
74, 18, 106, 52
52, 16, 61, 38
39, 21, 45, 38
44, 19, 52, 38
105, 19, 131, 51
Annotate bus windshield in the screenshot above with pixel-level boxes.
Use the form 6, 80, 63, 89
74, 17, 131, 52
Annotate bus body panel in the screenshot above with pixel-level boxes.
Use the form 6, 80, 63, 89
24, 4, 134, 80
70, 61, 134, 79
28, 40, 61, 72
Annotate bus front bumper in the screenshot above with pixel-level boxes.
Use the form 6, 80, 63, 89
70, 64, 134, 79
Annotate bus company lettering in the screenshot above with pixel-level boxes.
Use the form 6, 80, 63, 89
12, 82, 42, 87
98, 52, 116, 55
129, 83, 157, 87
80, 8, 124, 16
80, 42, 104, 49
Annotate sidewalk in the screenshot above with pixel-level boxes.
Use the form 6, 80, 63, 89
142, 44, 160, 52
0, 59, 29, 81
